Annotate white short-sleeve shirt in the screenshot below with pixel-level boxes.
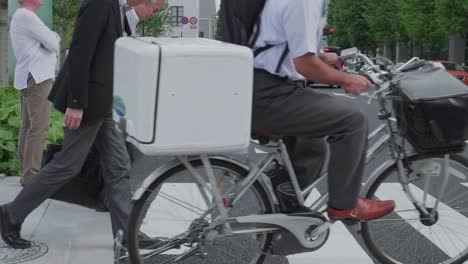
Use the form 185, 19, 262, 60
10, 8, 60, 89
253, 0, 327, 81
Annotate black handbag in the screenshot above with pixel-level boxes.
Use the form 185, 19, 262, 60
42, 144, 109, 211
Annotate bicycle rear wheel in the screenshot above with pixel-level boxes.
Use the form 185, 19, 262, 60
127, 158, 275, 264
362, 154, 468, 264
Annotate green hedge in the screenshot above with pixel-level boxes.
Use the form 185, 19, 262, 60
0, 85, 64, 176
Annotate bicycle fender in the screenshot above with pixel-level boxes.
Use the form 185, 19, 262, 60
132, 158, 185, 201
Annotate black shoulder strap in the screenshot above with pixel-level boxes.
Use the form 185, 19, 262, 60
254, 44, 289, 74
275, 45, 289, 73
250, 11, 290, 74
254, 45, 274, 57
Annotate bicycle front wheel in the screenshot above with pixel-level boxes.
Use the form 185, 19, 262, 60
362, 153, 468, 264
127, 158, 275, 264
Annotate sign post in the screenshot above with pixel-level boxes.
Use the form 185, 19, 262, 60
189, 17, 198, 30
181, 16, 189, 25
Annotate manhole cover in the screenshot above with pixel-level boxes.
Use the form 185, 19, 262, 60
0, 241, 48, 263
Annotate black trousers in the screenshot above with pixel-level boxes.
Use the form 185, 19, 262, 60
252, 70, 368, 209
7, 114, 131, 237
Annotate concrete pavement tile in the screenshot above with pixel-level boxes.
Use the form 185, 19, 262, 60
0, 177, 114, 264
23, 200, 114, 264
0, 177, 50, 241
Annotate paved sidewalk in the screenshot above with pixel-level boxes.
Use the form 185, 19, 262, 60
0, 176, 114, 264
0, 153, 376, 264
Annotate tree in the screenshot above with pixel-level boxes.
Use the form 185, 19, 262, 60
434, 0, 468, 35
215, 10, 221, 40
52, 0, 81, 65
361, 0, 407, 48
137, 3, 172, 37
0, 0, 8, 87
396, 0, 445, 56
328, 0, 377, 54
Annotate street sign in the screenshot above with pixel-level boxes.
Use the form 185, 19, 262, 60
181, 16, 189, 25
190, 17, 198, 25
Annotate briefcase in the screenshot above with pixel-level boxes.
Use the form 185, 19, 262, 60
42, 144, 108, 211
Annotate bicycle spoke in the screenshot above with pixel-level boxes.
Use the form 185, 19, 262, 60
438, 208, 468, 212
436, 218, 468, 232
362, 155, 468, 264
442, 190, 468, 208
374, 221, 414, 244
128, 160, 272, 264
439, 224, 467, 253
441, 186, 466, 204
157, 190, 208, 215
140, 225, 207, 260
440, 225, 462, 255
371, 219, 415, 236
444, 198, 468, 210
432, 228, 451, 257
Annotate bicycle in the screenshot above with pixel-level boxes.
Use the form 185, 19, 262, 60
122, 49, 468, 264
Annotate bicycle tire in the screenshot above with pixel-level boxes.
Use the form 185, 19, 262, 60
127, 158, 275, 264
361, 153, 468, 264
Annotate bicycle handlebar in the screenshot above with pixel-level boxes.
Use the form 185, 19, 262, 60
398, 60, 429, 73
339, 48, 428, 87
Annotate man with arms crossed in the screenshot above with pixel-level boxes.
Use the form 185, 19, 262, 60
10, 0, 60, 187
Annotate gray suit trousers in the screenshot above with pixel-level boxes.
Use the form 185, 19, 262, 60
7, 114, 131, 237
252, 70, 368, 209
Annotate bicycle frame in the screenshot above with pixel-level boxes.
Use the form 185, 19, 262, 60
167, 96, 404, 243
129, 52, 453, 250
173, 54, 452, 237
178, 96, 402, 218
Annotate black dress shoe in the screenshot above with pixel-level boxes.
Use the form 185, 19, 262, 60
0, 205, 31, 249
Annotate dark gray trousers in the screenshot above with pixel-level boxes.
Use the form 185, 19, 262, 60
7, 114, 131, 237
252, 70, 368, 209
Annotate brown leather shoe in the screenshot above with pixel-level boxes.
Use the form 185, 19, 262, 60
327, 197, 395, 222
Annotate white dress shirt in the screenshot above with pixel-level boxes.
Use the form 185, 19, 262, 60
10, 8, 60, 90
118, 0, 140, 36
253, 0, 327, 81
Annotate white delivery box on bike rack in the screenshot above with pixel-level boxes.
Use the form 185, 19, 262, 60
113, 37, 254, 155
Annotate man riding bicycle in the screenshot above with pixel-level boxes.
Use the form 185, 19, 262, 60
250, 0, 395, 221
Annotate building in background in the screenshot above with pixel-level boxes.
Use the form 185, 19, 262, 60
165, 0, 216, 39
198, 0, 216, 39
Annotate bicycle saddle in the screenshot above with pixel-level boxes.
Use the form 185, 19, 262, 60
251, 128, 283, 145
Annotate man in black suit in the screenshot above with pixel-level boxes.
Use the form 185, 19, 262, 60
0, 0, 163, 249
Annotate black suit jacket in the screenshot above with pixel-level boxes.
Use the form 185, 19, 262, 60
49, 0, 123, 122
